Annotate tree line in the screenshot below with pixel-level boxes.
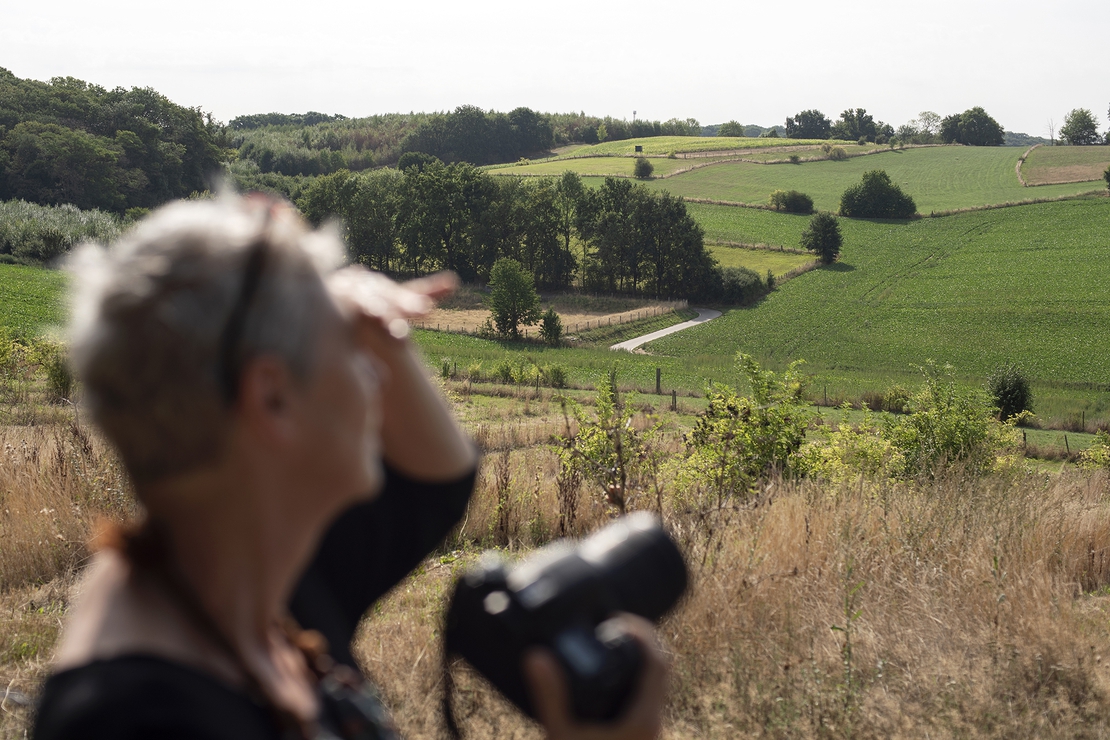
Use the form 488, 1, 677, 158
779, 106, 1008, 146
0, 68, 227, 214
298, 163, 760, 302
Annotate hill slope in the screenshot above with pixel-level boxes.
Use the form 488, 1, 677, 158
648, 198, 1110, 388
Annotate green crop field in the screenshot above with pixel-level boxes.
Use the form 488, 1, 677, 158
643, 146, 1102, 213
0, 264, 66, 337
647, 197, 1110, 423
1022, 145, 1110, 186
684, 202, 812, 247
557, 136, 842, 158
708, 245, 813, 277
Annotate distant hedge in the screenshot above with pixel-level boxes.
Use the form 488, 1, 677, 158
0, 200, 120, 263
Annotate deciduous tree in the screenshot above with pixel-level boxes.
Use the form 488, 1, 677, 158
489, 257, 541, 338
1060, 108, 1101, 145
800, 212, 842, 263
785, 110, 832, 139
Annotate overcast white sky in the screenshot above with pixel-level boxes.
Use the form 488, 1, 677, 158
4, 0, 1107, 137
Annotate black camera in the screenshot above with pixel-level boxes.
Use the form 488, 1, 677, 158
444, 513, 687, 722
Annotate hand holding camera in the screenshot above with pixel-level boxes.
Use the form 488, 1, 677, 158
444, 513, 687, 738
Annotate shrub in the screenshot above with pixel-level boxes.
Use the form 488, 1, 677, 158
987, 362, 1034, 421
1103, 164, 1110, 192
633, 157, 654, 179
466, 362, 483, 381
883, 362, 1019, 477
800, 212, 842, 264
676, 355, 813, 503
839, 170, 917, 219
793, 407, 902, 483
828, 146, 848, 161
0, 200, 121, 262
768, 189, 814, 214
493, 359, 515, 384
765, 269, 775, 291
1079, 431, 1110, 470
542, 364, 568, 389
857, 137, 868, 146
882, 385, 911, 414
538, 308, 563, 346
788, 154, 801, 164
715, 266, 768, 305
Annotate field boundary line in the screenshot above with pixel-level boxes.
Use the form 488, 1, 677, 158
707, 239, 809, 254
1016, 144, 1039, 186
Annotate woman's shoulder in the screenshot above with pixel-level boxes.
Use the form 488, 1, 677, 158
34, 655, 275, 740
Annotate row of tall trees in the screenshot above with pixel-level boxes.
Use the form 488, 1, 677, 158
782, 106, 1007, 146
298, 164, 720, 299
0, 68, 226, 213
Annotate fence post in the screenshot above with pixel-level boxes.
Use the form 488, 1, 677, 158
656, 367, 661, 395
671, 390, 677, 412
1065, 435, 1070, 455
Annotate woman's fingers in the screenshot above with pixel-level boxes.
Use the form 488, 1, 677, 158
402, 271, 459, 302
522, 615, 668, 740
523, 649, 576, 739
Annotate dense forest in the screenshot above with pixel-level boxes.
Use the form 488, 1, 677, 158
0, 68, 228, 214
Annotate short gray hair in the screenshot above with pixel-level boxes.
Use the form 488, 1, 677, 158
69, 194, 345, 484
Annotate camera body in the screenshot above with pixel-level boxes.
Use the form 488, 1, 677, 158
444, 513, 687, 722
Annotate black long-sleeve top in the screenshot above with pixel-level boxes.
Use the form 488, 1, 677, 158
32, 464, 476, 740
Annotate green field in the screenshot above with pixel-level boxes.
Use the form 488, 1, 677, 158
0, 264, 66, 337
644, 146, 1100, 213
486, 156, 710, 178
685, 202, 811, 246
557, 136, 843, 157
647, 197, 1110, 421
1022, 145, 1110, 186
708, 245, 813, 277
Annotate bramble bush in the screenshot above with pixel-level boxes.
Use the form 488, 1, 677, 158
1079, 432, 1110, 470
633, 157, 654, 179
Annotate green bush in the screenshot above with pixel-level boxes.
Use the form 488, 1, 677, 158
768, 189, 814, 214
493, 359, 515, 384
882, 385, 911, 414
788, 154, 801, 164
986, 361, 1034, 421
839, 170, 917, 219
489, 258, 540, 338
1103, 164, 1110, 192
1079, 431, 1110, 470
675, 355, 813, 502
827, 146, 848, 161
543, 364, 568, 389
633, 157, 654, 179
800, 212, 842, 264
883, 362, 1019, 477
0, 200, 121, 262
715, 266, 768, 305
538, 308, 563, 346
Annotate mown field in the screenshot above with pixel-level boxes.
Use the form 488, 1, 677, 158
556, 135, 845, 157
708, 244, 813, 277
1022, 144, 1110, 185
640, 146, 1102, 213
649, 197, 1110, 425
0, 264, 66, 338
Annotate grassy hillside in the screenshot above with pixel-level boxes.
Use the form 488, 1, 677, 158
1022, 144, 1110, 185
559, 136, 842, 157
648, 197, 1110, 416
645, 146, 1100, 213
0, 264, 65, 337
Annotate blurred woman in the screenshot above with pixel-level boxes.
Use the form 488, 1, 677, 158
32, 193, 666, 740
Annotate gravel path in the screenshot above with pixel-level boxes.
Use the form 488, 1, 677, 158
609, 308, 722, 352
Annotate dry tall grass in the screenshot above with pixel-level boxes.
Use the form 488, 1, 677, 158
358, 433, 1110, 739
6, 404, 1110, 739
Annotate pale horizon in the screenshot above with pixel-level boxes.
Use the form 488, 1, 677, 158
5, 0, 1108, 139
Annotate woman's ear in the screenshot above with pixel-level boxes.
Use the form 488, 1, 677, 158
236, 356, 299, 445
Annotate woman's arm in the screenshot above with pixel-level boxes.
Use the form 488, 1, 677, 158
329, 269, 477, 481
